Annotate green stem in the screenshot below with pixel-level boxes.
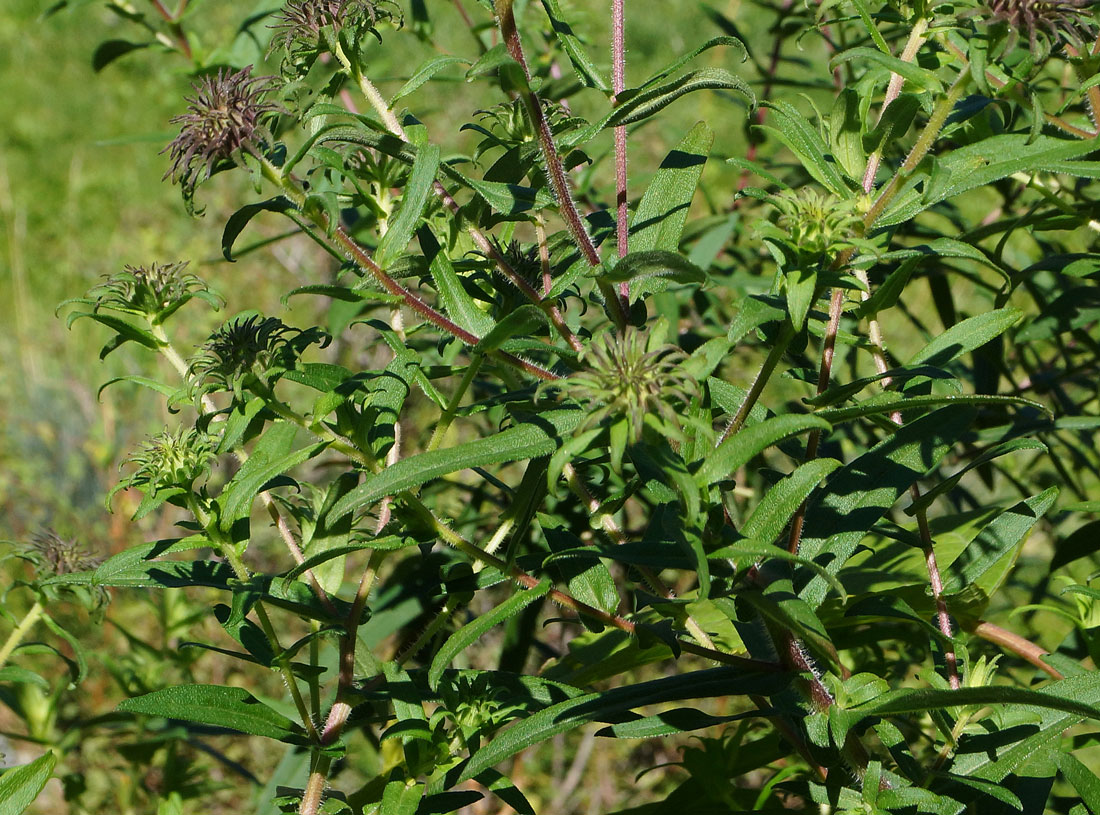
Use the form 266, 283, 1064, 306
186, 495, 321, 743
717, 322, 796, 445
427, 356, 483, 452
864, 70, 972, 228
0, 600, 44, 672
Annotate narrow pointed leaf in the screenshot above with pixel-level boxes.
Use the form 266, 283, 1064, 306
428, 580, 550, 690
0, 752, 57, 815
117, 685, 302, 740
376, 144, 439, 270
701, 414, 831, 486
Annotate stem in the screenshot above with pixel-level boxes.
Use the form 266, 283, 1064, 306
186, 496, 321, 743
330, 224, 559, 381
971, 620, 1064, 679
342, 61, 584, 352
0, 600, 44, 672
427, 356, 483, 451
717, 322, 796, 445
301, 756, 332, 815
612, 0, 629, 299
786, 288, 844, 555
864, 70, 972, 228
862, 17, 929, 193
494, 0, 629, 329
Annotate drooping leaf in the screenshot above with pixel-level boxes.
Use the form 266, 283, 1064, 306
428, 580, 550, 690
222, 198, 298, 262
0, 752, 57, 815
375, 144, 439, 270
117, 685, 302, 740
630, 122, 714, 255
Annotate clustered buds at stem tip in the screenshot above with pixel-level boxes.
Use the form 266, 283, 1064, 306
162, 66, 282, 191
983, 0, 1099, 52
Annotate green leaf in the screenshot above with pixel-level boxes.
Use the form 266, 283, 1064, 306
797, 407, 975, 607
830, 88, 865, 182
850, 684, 1100, 722
392, 55, 470, 103
0, 752, 57, 815
421, 227, 496, 336
428, 580, 550, 690
830, 47, 944, 93
814, 393, 1044, 424
741, 458, 843, 544
909, 308, 1024, 367
944, 487, 1058, 597
880, 135, 1100, 226
222, 198, 298, 262
757, 100, 849, 195
597, 707, 763, 739
539, 0, 610, 91
630, 122, 714, 254
68, 311, 162, 353
380, 779, 424, 815
460, 667, 785, 782
330, 411, 583, 519
375, 144, 439, 270
92, 39, 149, 72
1051, 520, 1100, 571
701, 414, 832, 486
117, 685, 302, 740
569, 71, 750, 150
639, 36, 747, 89
1056, 752, 1100, 814
219, 422, 325, 531
463, 177, 556, 216
473, 305, 546, 355
97, 375, 179, 400
602, 250, 707, 302
906, 439, 1047, 516
0, 667, 50, 690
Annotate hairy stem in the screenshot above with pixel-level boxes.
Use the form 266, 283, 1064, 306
862, 17, 929, 193
342, 60, 583, 352
717, 321, 796, 445
495, 0, 629, 329
612, 0, 629, 300
971, 620, 1064, 679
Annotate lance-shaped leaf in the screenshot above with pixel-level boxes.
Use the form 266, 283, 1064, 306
117, 685, 303, 740
330, 410, 583, 519
797, 407, 975, 607
700, 414, 831, 487
459, 667, 785, 782
375, 144, 439, 270
0, 752, 57, 815
630, 122, 714, 254
428, 580, 551, 690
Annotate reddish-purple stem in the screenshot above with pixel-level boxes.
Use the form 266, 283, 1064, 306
332, 226, 558, 380
495, 0, 629, 328
613, 0, 629, 299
